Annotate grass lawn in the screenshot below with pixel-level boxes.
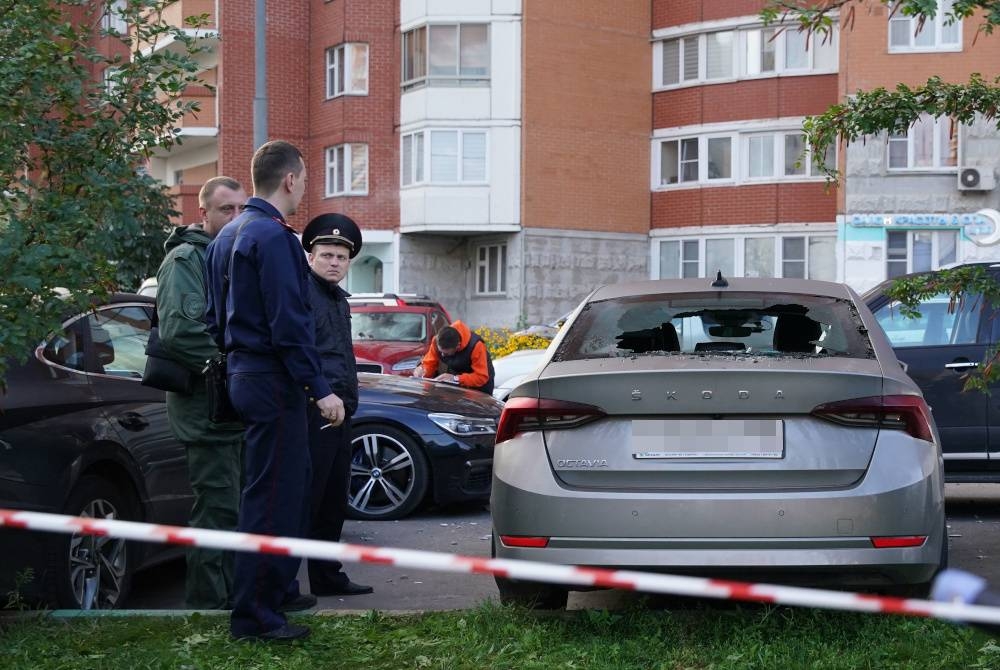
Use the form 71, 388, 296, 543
2, 602, 999, 669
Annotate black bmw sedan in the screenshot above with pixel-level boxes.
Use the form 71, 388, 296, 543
0, 293, 499, 609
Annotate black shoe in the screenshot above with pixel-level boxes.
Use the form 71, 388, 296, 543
312, 580, 374, 596
279, 593, 318, 612
236, 623, 311, 642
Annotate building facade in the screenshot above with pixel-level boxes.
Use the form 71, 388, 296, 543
142, 0, 1000, 327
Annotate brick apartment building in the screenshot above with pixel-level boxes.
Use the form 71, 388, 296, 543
139, 0, 1000, 327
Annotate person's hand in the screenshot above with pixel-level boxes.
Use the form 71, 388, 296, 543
434, 373, 459, 384
317, 393, 346, 427
411, 365, 425, 378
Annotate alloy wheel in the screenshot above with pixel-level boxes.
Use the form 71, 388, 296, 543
68, 497, 127, 610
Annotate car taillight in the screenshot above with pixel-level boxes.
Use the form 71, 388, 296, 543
810, 395, 934, 443
495, 397, 605, 444
499, 535, 550, 548
870, 535, 927, 548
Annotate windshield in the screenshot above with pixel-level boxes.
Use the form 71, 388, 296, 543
352, 312, 427, 342
554, 292, 873, 361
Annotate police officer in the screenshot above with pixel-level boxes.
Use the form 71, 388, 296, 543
205, 140, 344, 642
300, 213, 372, 597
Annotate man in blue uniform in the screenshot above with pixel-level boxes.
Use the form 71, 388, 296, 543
300, 213, 372, 597
205, 140, 345, 642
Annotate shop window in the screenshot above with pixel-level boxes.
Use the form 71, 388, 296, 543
886, 230, 958, 278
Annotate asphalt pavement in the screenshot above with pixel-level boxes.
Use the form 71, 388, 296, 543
127, 484, 1000, 612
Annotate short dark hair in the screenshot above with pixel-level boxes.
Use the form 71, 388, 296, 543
198, 176, 242, 208
251, 140, 303, 196
437, 326, 460, 351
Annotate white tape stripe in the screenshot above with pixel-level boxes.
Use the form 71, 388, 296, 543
1, 507, 997, 626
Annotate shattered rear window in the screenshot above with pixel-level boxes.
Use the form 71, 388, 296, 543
554, 292, 873, 361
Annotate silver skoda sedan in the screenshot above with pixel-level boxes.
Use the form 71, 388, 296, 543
491, 276, 946, 608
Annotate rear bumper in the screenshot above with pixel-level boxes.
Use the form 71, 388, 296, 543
491, 432, 945, 586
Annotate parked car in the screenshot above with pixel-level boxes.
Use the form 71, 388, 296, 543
514, 310, 573, 340
863, 262, 1000, 481
0, 293, 498, 609
491, 347, 549, 402
0, 293, 188, 610
349, 375, 500, 520
349, 293, 452, 375
492, 276, 946, 608
136, 277, 157, 297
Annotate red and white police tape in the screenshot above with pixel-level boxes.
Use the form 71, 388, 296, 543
2, 506, 999, 627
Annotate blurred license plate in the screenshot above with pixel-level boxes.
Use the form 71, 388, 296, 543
632, 419, 784, 459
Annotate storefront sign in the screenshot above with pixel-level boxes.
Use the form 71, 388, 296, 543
848, 209, 1000, 246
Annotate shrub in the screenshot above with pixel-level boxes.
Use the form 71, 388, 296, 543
475, 327, 552, 359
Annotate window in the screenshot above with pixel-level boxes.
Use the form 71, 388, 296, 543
660, 136, 732, 185
659, 235, 836, 280
102, 0, 127, 35
886, 230, 958, 279
889, 0, 961, 51
745, 132, 834, 180
401, 130, 487, 185
401, 132, 425, 186
658, 127, 831, 187
326, 44, 369, 98
888, 114, 958, 170
662, 31, 735, 85
476, 244, 507, 295
325, 144, 368, 196
873, 292, 981, 348
402, 24, 489, 90
660, 25, 837, 88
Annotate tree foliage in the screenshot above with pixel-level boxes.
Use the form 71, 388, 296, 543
762, 1, 1000, 392
0, 0, 208, 386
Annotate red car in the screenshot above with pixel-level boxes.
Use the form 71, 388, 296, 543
349, 294, 452, 375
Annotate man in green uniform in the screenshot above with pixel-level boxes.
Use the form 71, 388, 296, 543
155, 176, 247, 609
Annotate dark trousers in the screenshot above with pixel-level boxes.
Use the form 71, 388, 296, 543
227, 371, 311, 638
183, 440, 241, 609
305, 406, 353, 592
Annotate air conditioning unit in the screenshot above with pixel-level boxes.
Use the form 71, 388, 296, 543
958, 167, 996, 192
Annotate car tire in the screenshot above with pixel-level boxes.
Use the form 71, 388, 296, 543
52, 474, 136, 609
491, 534, 569, 609
347, 424, 429, 521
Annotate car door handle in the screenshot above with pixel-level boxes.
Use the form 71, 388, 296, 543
117, 412, 149, 431
945, 361, 979, 370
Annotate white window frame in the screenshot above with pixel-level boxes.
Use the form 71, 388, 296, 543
102, 0, 128, 35
401, 129, 488, 186
401, 23, 490, 91
659, 135, 735, 186
656, 234, 837, 280
888, 0, 962, 52
475, 243, 507, 295
886, 229, 960, 278
744, 131, 833, 181
657, 23, 838, 90
325, 43, 369, 98
887, 114, 959, 171
655, 123, 835, 189
325, 143, 369, 197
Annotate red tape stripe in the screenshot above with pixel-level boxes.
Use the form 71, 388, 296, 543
575, 567, 636, 590
0, 510, 28, 529
710, 579, 777, 603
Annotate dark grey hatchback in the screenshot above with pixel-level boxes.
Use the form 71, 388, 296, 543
864, 262, 1000, 481
0, 293, 188, 610
0, 292, 500, 609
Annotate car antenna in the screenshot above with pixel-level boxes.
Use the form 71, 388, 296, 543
711, 270, 728, 288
